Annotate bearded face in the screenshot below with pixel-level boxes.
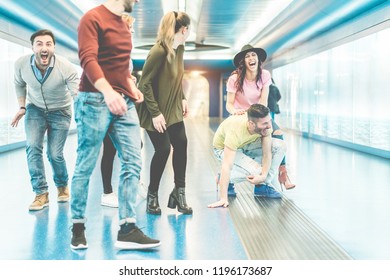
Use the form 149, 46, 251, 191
123, 0, 138, 13
32, 35, 55, 71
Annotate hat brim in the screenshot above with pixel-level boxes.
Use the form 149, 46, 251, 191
233, 47, 267, 68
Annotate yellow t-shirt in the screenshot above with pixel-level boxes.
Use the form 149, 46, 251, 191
213, 114, 272, 150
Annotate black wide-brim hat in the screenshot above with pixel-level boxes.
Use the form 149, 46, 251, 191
233, 44, 267, 68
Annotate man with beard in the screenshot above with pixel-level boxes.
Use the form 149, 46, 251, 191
70, 0, 160, 250
208, 104, 286, 208
11, 29, 79, 211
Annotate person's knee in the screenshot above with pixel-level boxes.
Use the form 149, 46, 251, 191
155, 143, 171, 159
272, 138, 287, 154
46, 145, 65, 162
26, 142, 43, 156
172, 140, 187, 154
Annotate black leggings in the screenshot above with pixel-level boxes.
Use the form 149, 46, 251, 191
146, 121, 187, 193
101, 134, 116, 194
101, 133, 144, 194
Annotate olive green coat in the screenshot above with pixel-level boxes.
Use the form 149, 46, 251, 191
136, 44, 185, 132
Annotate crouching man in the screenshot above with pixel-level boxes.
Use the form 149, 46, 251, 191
208, 104, 286, 208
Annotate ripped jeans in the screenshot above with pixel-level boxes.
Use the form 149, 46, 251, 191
214, 138, 286, 186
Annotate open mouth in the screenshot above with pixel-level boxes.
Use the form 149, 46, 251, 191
40, 53, 49, 61
249, 61, 256, 67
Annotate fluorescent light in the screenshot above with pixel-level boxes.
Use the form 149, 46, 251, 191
234, 0, 293, 50
178, 0, 186, 12
70, 0, 100, 13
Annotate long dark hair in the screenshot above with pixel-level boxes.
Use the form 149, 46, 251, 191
232, 55, 263, 95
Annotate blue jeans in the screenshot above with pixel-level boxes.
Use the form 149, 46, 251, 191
214, 138, 286, 186
71, 92, 141, 225
24, 103, 71, 194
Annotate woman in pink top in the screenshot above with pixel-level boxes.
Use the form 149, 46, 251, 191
225, 44, 295, 190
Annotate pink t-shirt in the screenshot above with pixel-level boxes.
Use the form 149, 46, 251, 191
226, 69, 271, 110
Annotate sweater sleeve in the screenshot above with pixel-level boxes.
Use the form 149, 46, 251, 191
177, 45, 186, 100
64, 61, 80, 97
14, 57, 27, 99
78, 11, 104, 85
139, 46, 165, 118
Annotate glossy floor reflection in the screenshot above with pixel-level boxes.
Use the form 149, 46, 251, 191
0, 117, 389, 260
0, 118, 246, 260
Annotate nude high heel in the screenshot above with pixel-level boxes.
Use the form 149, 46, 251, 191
278, 165, 296, 190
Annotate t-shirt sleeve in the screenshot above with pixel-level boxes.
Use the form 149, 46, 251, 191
226, 74, 238, 93
262, 69, 272, 87
223, 130, 239, 151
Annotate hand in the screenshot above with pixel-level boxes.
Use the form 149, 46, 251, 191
134, 89, 144, 104
152, 114, 166, 133
182, 99, 189, 117
233, 109, 246, 115
10, 109, 26, 127
246, 174, 267, 185
104, 91, 127, 115
207, 199, 229, 208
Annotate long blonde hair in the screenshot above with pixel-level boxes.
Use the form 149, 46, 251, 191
156, 11, 190, 63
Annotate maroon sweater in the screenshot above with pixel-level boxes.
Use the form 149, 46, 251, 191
78, 5, 135, 99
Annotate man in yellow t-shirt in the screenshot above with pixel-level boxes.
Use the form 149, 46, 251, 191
208, 104, 286, 208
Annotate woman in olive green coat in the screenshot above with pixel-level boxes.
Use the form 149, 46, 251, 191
137, 11, 192, 215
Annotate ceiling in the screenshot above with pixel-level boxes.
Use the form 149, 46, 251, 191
0, 0, 388, 64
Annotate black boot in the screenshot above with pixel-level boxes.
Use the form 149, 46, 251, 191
147, 191, 161, 215
167, 187, 193, 214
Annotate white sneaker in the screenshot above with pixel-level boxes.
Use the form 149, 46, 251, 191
101, 193, 118, 208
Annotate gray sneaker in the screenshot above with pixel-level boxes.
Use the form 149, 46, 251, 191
71, 223, 88, 249
115, 224, 161, 250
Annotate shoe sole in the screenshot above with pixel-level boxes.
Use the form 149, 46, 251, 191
57, 197, 70, 202
70, 243, 88, 250
146, 210, 162, 215
101, 202, 118, 208
114, 241, 161, 250
29, 203, 49, 211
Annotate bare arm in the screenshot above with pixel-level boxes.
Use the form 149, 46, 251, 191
246, 135, 272, 185
208, 146, 236, 208
11, 96, 26, 127
226, 91, 246, 115
258, 85, 269, 107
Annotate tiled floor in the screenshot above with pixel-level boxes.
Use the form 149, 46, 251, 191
0, 117, 389, 260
